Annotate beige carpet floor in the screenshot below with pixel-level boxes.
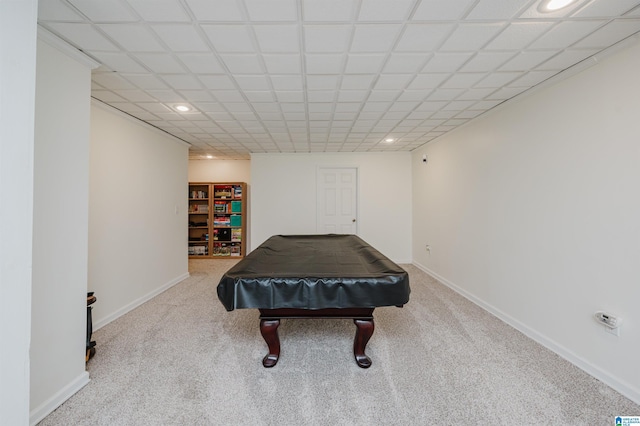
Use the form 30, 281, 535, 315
39, 259, 639, 425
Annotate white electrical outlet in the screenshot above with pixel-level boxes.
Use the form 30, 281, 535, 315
594, 311, 622, 336
425, 245, 431, 254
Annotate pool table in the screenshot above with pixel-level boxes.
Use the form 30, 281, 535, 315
217, 234, 410, 368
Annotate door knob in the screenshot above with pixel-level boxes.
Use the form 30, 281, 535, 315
352, 219, 356, 222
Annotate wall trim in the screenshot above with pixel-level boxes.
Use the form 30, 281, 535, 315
91, 99, 192, 149
93, 272, 190, 331
37, 26, 100, 69
29, 371, 90, 426
412, 261, 640, 405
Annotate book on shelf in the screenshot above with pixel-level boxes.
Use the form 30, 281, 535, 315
189, 190, 208, 199
231, 228, 242, 242
214, 215, 231, 226
189, 204, 209, 213
214, 201, 228, 213
230, 200, 242, 213
214, 186, 232, 198
188, 245, 208, 256
230, 215, 242, 227
233, 186, 242, 198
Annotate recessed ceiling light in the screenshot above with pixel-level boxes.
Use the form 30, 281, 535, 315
205, 155, 214, 159
384, 138, 395, 143
175, 105, 191, 112
538, 0, 578, 12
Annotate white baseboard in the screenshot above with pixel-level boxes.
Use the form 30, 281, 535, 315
412, 261, 640, 405
93, 272, 190, 331
30, 371, 90, 426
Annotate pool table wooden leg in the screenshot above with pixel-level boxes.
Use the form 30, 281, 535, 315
260, 319, 280, 368
353, 318, 374, 368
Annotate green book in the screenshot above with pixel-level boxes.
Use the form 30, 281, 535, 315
231, 200, 242, 213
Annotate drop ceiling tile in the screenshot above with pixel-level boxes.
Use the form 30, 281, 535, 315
440, 72, 486, 89
307, 91, 337, 102
244, 0, 298, 22
133, 53, 187, 73
219, 54, 264, 73
271, 75, 304, 90
382, 54, 429, 73
90, 52, 147, 72
92, 72, 137, 89
304, 25, 353, 52
45, 23, 120, 51
389, 101, 420, 111
362, 102, 392, 112
177, 90, 215, 101
341, 75, 376, 90
485, 22, 555, 51
460, 51, 516, 72
92, 90, 127, 102
368, 90, 400, 101
99, 24, 168, 52
253, 25, 300, 52
422, 52, 473, 72
263, 54, 302, 73
344, 54, 387, 73
161, 74, 203, 90
476, 71, 522, 88
234, 75, 271, 90
150, 24, 210, 52
68, 0, 138, 21
335, 102, 362, 112
127, 0, 191, 21
499, 50, 559, 71
528, 21, 605, 49
412, 0, 475, 21
223, 101, 253, 112
439, 23, 505, 52
197, 75, 236, 90
373, 74, 413, 90
145, 90, 183, 102
201, 25, 256, 52
302, 0, 357, 21
427, 88, 464, 101
351, 24, 403, 53
396, 24, 454, 51
120, 73, 169, 91
307, 75, 340, 90
573, 19, 640, 49
211, 90, 245, 102
38, 0, 86, 21
177, 54, 226, 73
465, 0, 530, 20
109, 102, 146, 114
305, 54, 345, 74
244, 91, 276, 102
456, 87, 496, 100
397, 91, 428, 101
115, 89, 158, 102
407, 73, 449, 90
184, 0, 245, 21
276, 91, 305, 102
337, 90, 369, 101
358, 0, 415, 21
573, 0, 640, 18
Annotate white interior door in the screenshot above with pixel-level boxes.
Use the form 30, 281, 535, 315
317, 167, 357, 234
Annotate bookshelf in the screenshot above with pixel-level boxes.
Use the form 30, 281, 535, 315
188, 182, 246, 259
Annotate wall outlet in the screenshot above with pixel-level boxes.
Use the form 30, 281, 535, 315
425, 245, 431, 254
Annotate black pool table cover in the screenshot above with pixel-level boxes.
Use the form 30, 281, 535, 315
217, 234, 411, 311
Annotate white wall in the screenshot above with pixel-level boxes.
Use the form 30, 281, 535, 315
412, 36, 640, 404
30, 35, 96, 424
188, 159, 251, 183
89, 102, 189, 329
0, 2, 37, 424
251, 152, 411, 262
